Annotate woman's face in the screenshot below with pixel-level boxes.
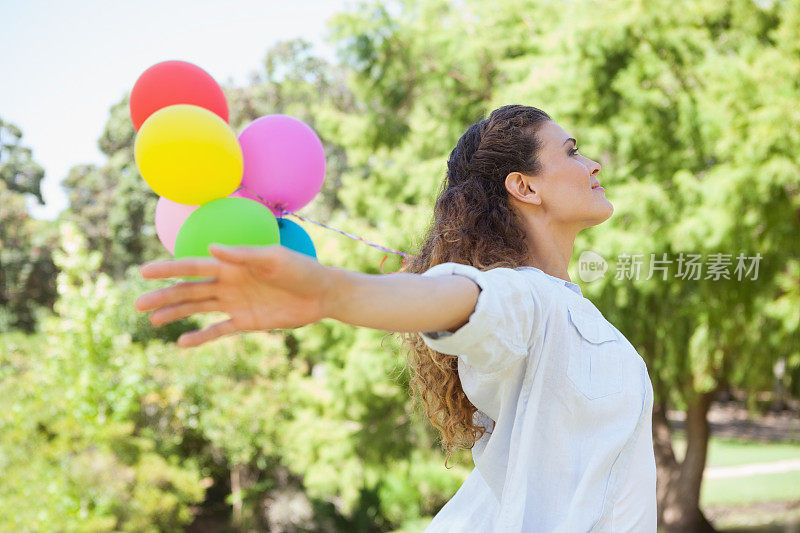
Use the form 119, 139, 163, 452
509, 120, 613, 229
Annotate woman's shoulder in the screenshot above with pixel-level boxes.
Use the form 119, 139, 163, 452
420, 261, 573, 312
512, 266, 578, 306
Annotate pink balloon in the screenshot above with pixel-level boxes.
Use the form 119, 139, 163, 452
237, 115, 325, 219
154, 196, 198, 255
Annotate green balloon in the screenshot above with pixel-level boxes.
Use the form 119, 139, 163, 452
174, 197, 280, 279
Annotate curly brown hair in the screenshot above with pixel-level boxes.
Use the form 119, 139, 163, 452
395, 104, 552, 468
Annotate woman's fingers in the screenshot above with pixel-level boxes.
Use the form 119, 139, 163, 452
208, 244, 249, 264
150, 298, 222, 327
140, 257, 222, 280
209, 244, 284, 270
135, 280, 219, 312
178, 318, 238, 348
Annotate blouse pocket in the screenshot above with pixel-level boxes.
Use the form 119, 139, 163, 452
565, 305, 624, 400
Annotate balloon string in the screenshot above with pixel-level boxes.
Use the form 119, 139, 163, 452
233, 185, 412, 274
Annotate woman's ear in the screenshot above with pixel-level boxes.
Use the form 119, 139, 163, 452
506, 172, 542, 206
506, 172, 528, 200
526, 181, 543, 206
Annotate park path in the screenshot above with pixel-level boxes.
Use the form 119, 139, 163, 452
705, 458, 800, 479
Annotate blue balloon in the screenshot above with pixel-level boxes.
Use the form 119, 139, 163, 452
277, 217, 317, 259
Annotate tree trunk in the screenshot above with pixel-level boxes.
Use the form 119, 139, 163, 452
771, 357, 789, 412
230, 463, 258, 530
231, 464, 244, 526
653, 391, 718, 533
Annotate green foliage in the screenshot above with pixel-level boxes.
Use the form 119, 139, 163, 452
0, 117, 45, 201
0, 223, 204, 530
0, 117, 58, 332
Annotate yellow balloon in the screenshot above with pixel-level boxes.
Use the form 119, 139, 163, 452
134, 104, 243, 205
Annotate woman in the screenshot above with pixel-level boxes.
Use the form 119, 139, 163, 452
135, 104, 657, 532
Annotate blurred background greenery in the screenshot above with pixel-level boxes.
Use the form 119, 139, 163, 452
1, 0, 799, 531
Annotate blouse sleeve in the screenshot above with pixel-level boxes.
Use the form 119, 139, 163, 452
418, 262, 543, 375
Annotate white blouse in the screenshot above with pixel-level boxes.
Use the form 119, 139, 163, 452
418, 262, 657, 532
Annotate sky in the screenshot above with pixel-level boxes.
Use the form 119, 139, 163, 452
0, 0, 355, 220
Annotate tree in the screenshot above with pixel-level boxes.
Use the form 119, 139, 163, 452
0, 222, 205, 530
0, 117, 58, 332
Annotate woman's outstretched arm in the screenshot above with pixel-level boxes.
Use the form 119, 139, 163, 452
134, 244, 479, 348
325, 265, 479, 334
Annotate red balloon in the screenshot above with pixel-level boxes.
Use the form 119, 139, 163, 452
129, 60, 229, 131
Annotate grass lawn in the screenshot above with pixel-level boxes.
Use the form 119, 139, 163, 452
702, 471, 800, 506
670, 432, 800, 507
671, 432, 800, 468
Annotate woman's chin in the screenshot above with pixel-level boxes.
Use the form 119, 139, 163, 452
602, 200, 614, 220
584, 202, 614, 227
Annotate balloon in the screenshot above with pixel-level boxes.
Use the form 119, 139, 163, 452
129, 60, 228, 131
155, 196, 198, 255
174, 197, 280, 261
277, 218, 317, 260
134, 104, 243, 205
238, 114, 325, 219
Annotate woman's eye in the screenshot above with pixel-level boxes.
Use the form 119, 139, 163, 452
569, 147, 580, 156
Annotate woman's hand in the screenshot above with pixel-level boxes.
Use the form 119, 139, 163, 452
134, 244, 336, 348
